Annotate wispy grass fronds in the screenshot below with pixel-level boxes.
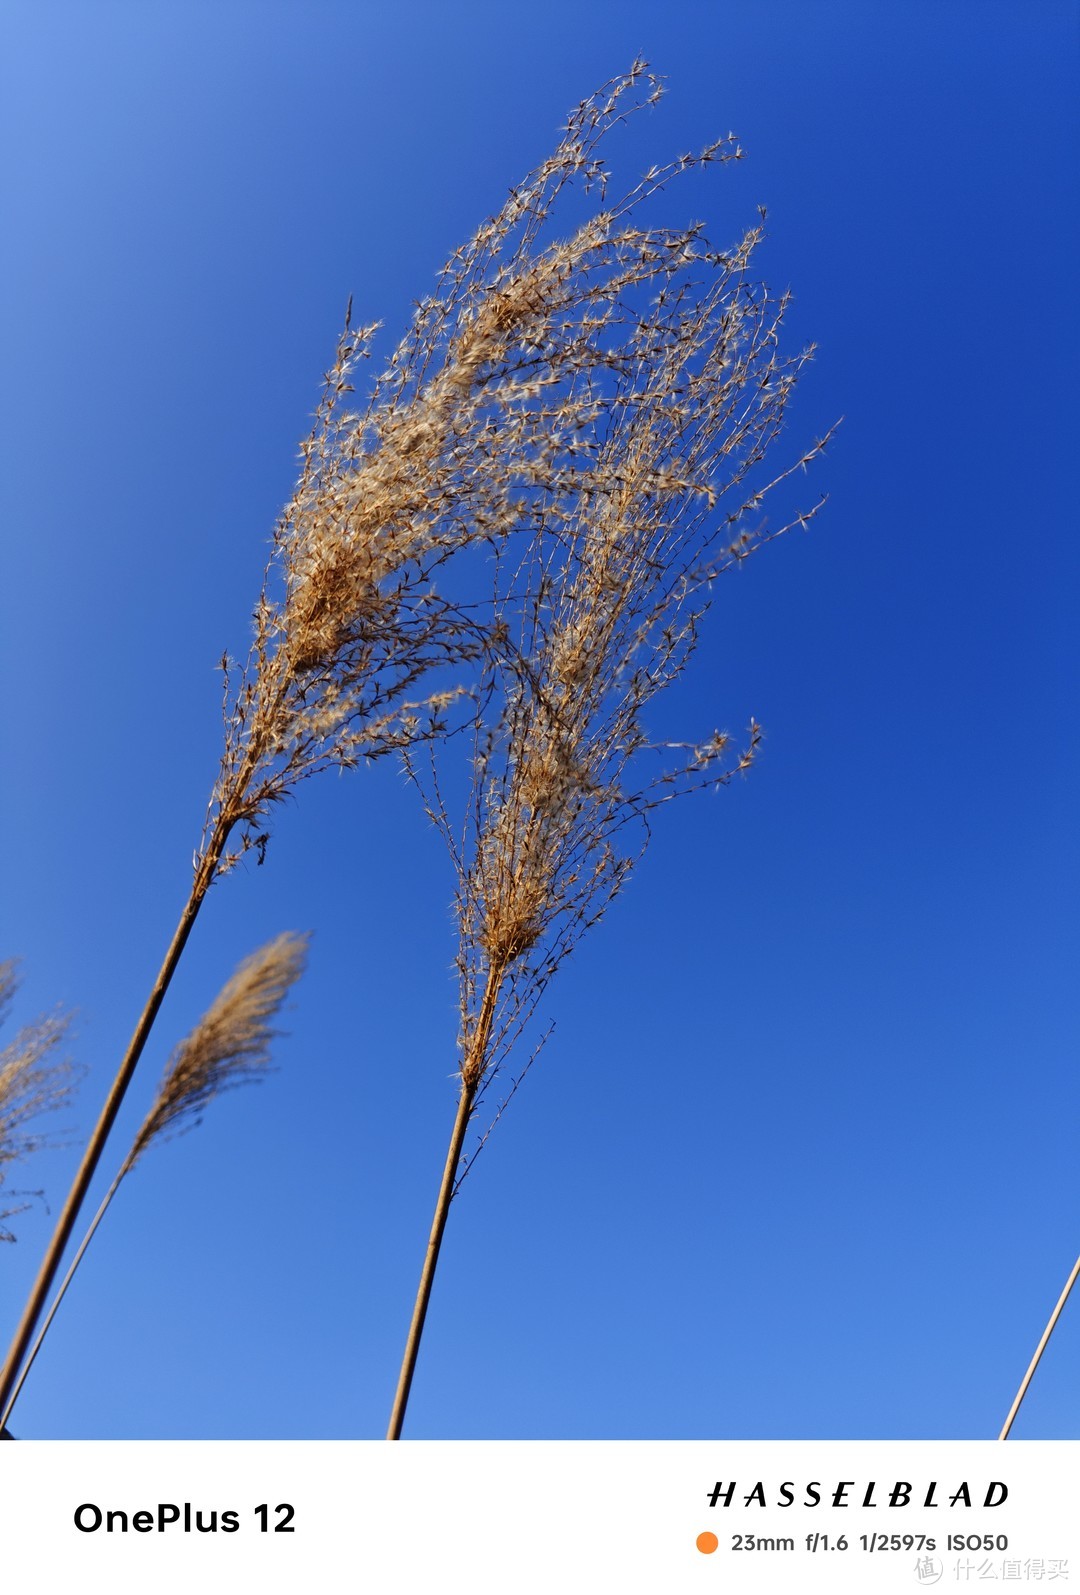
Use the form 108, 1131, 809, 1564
204, 58, 754, 873
0, 962, 78, 1245
389, 66, 836, 1435
448, 430, 828, 1116
0, 935, 306, 1430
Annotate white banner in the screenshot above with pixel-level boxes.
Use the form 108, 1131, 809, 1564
1, 1440, 1075, 1592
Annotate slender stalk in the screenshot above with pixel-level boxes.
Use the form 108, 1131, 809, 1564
0, 1160, 130, 1433
998, 1254, 1080, 1440
387, 964, 502, 1439
0, 825, 229, 1418
386, 1081, 477, 1440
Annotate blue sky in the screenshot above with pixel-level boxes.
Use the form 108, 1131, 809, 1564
1, 1, 1077, 1440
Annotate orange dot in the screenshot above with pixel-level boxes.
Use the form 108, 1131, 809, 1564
696, 1531, 719, 1555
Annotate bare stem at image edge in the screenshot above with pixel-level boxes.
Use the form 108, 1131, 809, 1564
998, 1254, 1080, 1440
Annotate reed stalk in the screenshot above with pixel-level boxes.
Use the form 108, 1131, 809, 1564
386, 1081, 479, 1441
387, 962, 502, 1438
998, 1254, 1080, 1440
0, 1168, 124, 1433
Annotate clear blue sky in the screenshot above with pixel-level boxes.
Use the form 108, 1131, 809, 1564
1, 0, 1076, 1440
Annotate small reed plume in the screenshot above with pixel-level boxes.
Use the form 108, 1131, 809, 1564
387, 66, 837, 1436
0, 934, 307, 1431
2, 58, 722, 1413
0, 961, 78, 1245
129, 931, 308, 1162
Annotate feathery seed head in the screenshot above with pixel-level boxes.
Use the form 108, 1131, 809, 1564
129, 932, 308, 1165
201, 63, 768, 879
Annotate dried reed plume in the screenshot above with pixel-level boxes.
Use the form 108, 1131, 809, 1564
0, 934, 307, 1431
129, 931, 308, 1162
0, 962, 78, 1245
1, 57, 728, 1415
388, 67, 836, 1435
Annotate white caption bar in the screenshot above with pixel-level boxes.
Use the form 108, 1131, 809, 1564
1, 1440, 1076, 1592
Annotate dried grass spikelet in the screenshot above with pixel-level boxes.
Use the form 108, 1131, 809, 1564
129, 932, 308, 1166
201, 58, 765, 879
0, 961, 79, 1243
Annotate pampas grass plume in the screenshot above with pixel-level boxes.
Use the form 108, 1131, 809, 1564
130, 931, 309, 1164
